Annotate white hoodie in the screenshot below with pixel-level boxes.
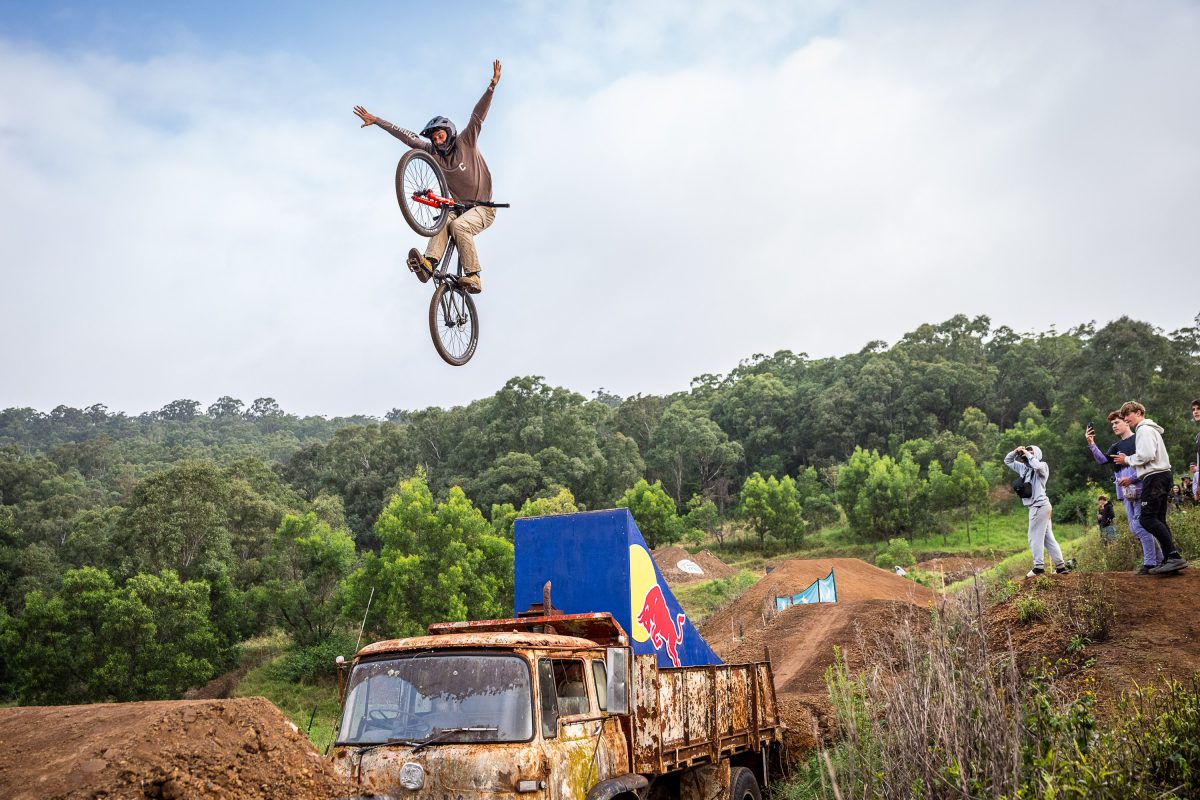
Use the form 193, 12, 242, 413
1128, 419, 1171, 477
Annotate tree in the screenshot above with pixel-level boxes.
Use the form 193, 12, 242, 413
738, 472, 804, 545
342, 470, 513, 639
207, 396, 245, 419
156, 399, 201, 422
616, 479, 683, 548
264, 513, 355, 646
1, 567, 223, 703
646, 402, 743, 504
490, 488, 580, 540
683, 494, 722, 544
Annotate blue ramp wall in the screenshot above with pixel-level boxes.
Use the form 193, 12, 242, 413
514, 508, 721, 668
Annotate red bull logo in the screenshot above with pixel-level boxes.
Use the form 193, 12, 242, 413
636, 583, 686, 667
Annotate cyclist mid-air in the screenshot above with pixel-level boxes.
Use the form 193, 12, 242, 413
353, 59, 501, 295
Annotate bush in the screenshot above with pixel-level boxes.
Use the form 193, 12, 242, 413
268, 630, 358, 684
874, 538, 915, 570
1016, 596, 1048, 624
1053, 488, 1095, 525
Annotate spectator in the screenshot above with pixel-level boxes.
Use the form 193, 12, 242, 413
1086, 413, 1162, 573
1113, 401, 1187, 574
1192, 400, 1200, 502
1096, 494, 1117, 544
1004, 445, 1069, 577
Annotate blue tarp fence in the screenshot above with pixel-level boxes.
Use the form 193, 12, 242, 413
775, 568, 838, 611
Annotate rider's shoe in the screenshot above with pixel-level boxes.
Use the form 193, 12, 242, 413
459, 272, 482, 294
407, 248, 433, 283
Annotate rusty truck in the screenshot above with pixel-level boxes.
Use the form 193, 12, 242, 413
330, 509, 783, 800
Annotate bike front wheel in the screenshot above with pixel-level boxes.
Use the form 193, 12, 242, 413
428, 282, 479, 366
396, 149, 449, 237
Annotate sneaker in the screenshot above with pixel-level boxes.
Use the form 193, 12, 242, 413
1134, 564, 1155, 575
1054, 565, 1071, 575
407, 248, 433, 283
459, 273, 482, 294
1149, 556, 1188, 575
1026, 568, 1045, 578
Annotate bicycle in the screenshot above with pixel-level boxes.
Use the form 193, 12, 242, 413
395, 148, 508, 366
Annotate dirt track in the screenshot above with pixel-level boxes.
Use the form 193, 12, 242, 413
653, 547, 738, 585
0, 697, 359, 800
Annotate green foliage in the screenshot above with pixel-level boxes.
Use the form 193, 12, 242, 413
839, 448, 928, 540
646, 401, 743, 504
1053, 487, 1095, 525
265, 630, 358, 685
617, 478, 683, 548
1, 567, 227, 703
342, 469, 514, 639
490, 487, 579, 540
263, 513, 356, 646
233, 636, 344, 752
874, 538, 915, 570
672, 571, 758, 621
739, 472, 804, 545
1015, 595, 1049, 624
682, 494, 721, 543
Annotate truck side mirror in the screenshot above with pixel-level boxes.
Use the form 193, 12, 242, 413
606, 647, 629, 715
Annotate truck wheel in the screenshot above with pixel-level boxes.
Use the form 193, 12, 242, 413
729, 768, 760, 800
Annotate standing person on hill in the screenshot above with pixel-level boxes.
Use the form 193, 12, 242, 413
1095, 495, 1116, 544
1086, 412, 1162, 573
353, 59, 502, 295
1191, 399, 1200, 501
1004, 444, 1069, 577
1113, 401, 1188, 574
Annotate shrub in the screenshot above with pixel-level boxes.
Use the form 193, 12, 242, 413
268, 630, 358, 684
874, 538, 915, 570
1016, 596, 1048, 624
1052, 488, 1095, 525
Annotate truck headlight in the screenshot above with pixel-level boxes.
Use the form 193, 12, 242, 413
399, 762, 426, 790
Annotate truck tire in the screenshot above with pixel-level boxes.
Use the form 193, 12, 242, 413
729, 767, 761, 800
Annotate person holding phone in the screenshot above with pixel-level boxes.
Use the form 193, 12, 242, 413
1086, 412, 1162, 573
1004, 444, 1069, 577
1113, 401, 1187, 574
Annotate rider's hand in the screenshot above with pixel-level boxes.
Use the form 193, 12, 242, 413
353, 106, 377, 127
491, 60, 501, 88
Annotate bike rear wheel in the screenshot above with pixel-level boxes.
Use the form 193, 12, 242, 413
428, 282, 479, 366
396, 149, 449, 237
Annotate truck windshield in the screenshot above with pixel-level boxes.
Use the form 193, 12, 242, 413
337, 653, 533, 746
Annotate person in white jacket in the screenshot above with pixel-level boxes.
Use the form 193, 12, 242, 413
1004, 444, 1069, 577
1114, 401, 1187, 574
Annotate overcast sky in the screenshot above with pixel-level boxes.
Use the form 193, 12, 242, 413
2, 1, 1198, 418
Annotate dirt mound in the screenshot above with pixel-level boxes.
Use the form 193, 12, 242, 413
913, 556, 994, 584
695, 557, 936, 760
700, 557, 936, 656
0, 697, 359, 800
987, 570, 1200, 711
653, 547, 738, 585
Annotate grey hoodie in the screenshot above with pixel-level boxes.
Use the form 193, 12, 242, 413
1004, 445, 1049, 507
1128, 419, 1171, 477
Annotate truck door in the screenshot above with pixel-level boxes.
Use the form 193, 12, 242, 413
538, 657, 608, 800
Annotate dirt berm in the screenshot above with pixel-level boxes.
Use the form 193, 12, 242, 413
700, 558, 937, 754
652, 546, 737, 585
0, 696, 360, 800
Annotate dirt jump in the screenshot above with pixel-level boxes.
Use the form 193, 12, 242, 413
0, 697, 358, 800
652, 546, 738, 585
699, 557, 938, 753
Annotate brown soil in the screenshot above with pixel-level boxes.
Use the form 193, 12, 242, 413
698, 558, 937, 758
0, 697, 360, 800
653, 547, 738, 585
912, 556, 995, 585
986, 570, 1200, 712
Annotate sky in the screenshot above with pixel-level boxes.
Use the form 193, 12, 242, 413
1, 0, 1198, 418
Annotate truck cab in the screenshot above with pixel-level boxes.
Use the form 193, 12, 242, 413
331, 612, 779, 800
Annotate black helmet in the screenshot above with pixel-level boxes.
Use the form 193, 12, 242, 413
420, 116, 458, 140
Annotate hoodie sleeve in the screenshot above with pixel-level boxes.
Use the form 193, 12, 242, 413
458, 85, 494, 149
375, 119, 432, 152
1127, 424, 1161, 468
1004, 450, 1022, 474
1025, 453, 1049, 479
1089, 442, 1110, 465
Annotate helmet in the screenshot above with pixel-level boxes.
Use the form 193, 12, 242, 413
420, 116, 458, 140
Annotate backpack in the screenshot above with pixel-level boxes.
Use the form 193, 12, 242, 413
1011, 469, 1034, 499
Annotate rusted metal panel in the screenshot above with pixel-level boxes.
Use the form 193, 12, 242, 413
428, 613, 629, 647
357, 632, 601, 658
631, 658, 780, 775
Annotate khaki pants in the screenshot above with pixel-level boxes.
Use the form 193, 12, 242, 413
426, 206, 496, 274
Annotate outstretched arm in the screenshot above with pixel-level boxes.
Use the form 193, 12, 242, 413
354, 105, 430, 151
460, 59, 500, 148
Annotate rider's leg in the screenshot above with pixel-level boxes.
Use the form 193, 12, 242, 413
424, 210, 457, 265
447, 206, 496, 274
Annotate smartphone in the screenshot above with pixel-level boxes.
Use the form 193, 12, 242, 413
1086, 421, 1095, 433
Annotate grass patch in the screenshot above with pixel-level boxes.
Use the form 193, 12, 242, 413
232, 637, 349, 753
673, 570, 758, 622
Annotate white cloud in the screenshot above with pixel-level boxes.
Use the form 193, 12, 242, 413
1, 1, 1198, 417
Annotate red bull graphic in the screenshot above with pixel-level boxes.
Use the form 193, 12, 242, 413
636, 583, 687, 667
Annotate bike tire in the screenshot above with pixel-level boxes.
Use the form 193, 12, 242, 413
396, 149, 450, 237
428, 282, 479, 366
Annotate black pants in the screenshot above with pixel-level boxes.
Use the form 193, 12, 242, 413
1140, 471, 1177, 557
